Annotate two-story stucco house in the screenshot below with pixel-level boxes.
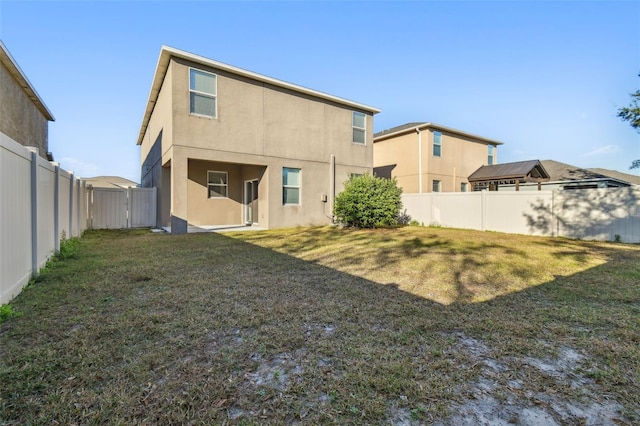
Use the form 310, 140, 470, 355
373, 122, 502, 193
0, 40, 55, 160
137, 46, 379, 233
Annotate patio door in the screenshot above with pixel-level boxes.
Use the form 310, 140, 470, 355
244, 180, 259, 225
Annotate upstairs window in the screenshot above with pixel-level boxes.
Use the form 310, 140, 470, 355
433, 131, 442, 157
283, 167, 301, 205
488, 145, 495, 165
433, 180, 441, 192
352, 112, 366, 144
461, 182, 468, 192
207, 171, 228, 198
190, 68, 217, 118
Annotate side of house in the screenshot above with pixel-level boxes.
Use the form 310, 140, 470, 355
373, 122, 502, 193
0, 40, 54, 160
137, 46, 379, 232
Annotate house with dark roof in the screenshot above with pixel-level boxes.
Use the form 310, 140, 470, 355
468, 160, 550, 191
472, 159, 634, 191
137, 46, 380, 233
586, 168, 640, 186
373, 122, 502, 193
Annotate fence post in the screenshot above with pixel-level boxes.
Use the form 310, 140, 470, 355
481, 190, 487, 231
76, 178, 81, 236
87, 185, 93, 229
127, 187, 132, 228
30, 151, 38, 275
68, 172, 74, 238
54, 165, 60, 251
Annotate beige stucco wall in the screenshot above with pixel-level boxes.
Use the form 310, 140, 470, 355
155, 58, 374, 229
139, 65, 174, 166
187, 159, 267, 226
374, 128, 497, 193
373, 132, 420, 193
0, 61, 48, 156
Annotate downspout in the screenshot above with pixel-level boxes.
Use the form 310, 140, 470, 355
416, 128, 423, 193
329, 154, 335, 221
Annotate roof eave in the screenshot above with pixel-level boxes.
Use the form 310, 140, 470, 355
137, 45, 381, 146
0, 40, 55, 122
374, 122, 503, 145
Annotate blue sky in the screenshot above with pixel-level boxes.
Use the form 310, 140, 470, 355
1, 0, 639, 182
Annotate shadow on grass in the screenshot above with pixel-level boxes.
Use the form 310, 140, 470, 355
0, 228, 638, 424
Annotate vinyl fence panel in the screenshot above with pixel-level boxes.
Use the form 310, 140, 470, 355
1, 131, 88, 305
58, 170, 72, 239
130, 187, 157, 228
90, 188, 128, 229
555, 187, 640, 243
484, 191, 554, 236
402, 187, 640, 243
1, 134, 33, 304
36, 156, 56, 269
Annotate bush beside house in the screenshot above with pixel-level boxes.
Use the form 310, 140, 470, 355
333, 174, 403, 228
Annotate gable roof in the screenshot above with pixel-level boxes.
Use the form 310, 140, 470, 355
587, 167, 640, 186
539, 160, 634, 187
82, 176, 139, 189
0, 40, 54, 122
374, 122, 503, 146
540, 160, 610, 181
137, 45, 381, 145
468, 160, 550, 183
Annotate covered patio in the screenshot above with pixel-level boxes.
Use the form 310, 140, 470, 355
468, 160, 550, 191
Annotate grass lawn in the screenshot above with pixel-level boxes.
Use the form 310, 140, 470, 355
1, 226, 638, 424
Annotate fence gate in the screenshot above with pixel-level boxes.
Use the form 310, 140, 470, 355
89, 187, 156, 229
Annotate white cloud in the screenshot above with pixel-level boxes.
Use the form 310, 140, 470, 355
57, 157, 102, 178
581, 145, 619, 158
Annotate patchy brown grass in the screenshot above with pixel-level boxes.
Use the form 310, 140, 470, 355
1, 226, 638, 424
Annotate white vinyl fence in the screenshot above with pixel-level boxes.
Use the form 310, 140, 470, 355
402, 186, 640, 243
1, 132, 89, 305
88, 187, 156, 229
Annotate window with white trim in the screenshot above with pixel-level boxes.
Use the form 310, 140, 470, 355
207, 171, 228, 198
190, 68, 217, 118
461, 182, 468, 192
352, 112, 366, 144
433, 180, 441, 192
488, 145, 495, 165
433, 131, 442, 157
283, 167, 301, 205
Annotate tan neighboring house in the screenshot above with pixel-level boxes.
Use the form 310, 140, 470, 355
137, 46, 379, 233
0, 40, 55, 160
82, 176, 139, 189
373, 122, 502, 193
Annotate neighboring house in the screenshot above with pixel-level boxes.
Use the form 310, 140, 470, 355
137, 46, 379, 233
587, 168, 640, 186
373, 122, 502, 193
485, 160, 633, 191
82, 176, 139, 189
468, 159, 550, 191
0, 40, 55, 160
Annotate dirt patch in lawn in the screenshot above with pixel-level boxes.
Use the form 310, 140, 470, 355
436, 333, 625, 425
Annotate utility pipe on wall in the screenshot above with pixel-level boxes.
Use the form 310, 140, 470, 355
329, 154, 335, 220
416, 128, 423, 193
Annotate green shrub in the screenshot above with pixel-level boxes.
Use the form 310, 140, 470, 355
57, 236, 79, 260
0, 304, 20, 324
333, 174, 403, 228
